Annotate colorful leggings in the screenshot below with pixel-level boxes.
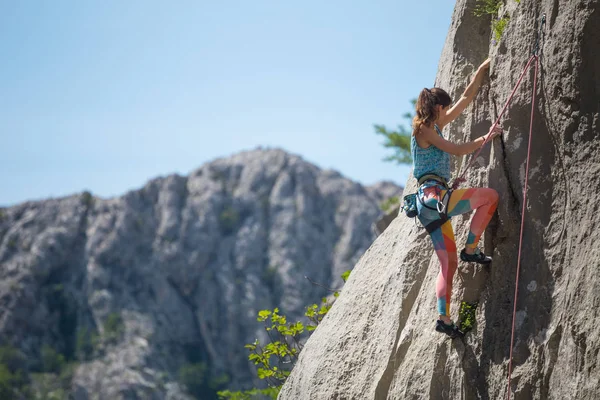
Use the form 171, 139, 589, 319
418, 185, 499, 317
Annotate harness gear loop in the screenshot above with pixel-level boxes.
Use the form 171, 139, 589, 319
436, 189, 452, 216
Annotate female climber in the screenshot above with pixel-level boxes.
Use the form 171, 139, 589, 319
410, 58, 501, 338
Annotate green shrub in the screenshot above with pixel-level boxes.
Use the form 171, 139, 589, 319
219, 207, 239, 234
0, 364, 17, 399
219, 271, 350, 399
0, 346, 27, 399
47, 388, 67, 400
458, 301, 478, 332
41, 345, 65, 374
7, 238, 17, 250
208, 374, 230, 391
473, 0, 502, 17
492, 16, 510, 41
81, 191, 94, 208
29, 372, 68, 400
76, 327, 98, 361
178, 363, 207, 398
0, 345, 75, 399
218, 387, 279, 400
474, 0, 520, 43
380, 196, 400, 213
59, 362, 77, 388
341, 270, 351, 283
0, 346, 25, 372
104, 312, 124, 342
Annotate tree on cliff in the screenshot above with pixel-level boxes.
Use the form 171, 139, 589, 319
374, 99, 416, 165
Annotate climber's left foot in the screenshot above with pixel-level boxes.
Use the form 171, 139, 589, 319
435, 320, 464, 339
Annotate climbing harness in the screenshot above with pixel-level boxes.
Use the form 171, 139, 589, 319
418, 174, 452, 216
418, 177, 452, 234
401, 174, 452, 234
506, 13, 546, 400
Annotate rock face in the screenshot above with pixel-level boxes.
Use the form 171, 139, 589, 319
279, 1, 600, 399
0, 148, 402, 399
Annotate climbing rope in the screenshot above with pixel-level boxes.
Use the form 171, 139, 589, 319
446, 12, 546, 399
448, 51, 540, 397
504, 53, 539, 400
506, 14, 546, 400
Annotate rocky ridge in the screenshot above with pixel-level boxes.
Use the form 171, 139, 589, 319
0, 148, 403, 399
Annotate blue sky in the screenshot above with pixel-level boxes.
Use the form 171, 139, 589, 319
0, 1, 455, 206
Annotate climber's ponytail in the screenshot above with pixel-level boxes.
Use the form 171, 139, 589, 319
412, 87, 453, 136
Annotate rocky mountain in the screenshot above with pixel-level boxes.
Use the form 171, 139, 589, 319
280, 0, 600, 399
0, 148, 403, 399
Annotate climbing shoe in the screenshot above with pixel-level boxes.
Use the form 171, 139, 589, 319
435, 320, 464, 339
460, 248, 492, 265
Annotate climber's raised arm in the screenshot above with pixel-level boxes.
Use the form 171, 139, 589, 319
438, 58, 491, 127
419, 123, 502, 156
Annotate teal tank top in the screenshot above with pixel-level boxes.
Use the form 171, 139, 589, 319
411, 125, 451, 181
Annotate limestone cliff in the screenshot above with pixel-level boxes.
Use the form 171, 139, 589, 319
0, 148, 402, 399
280, 0, 600, 399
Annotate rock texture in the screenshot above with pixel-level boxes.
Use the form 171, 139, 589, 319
0, 148, 402, 399
279, 0, 600, 399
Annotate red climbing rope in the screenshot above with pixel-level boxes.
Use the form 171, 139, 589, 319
450, 52, 540, 397
451, 54, 538, 190
449, 54, 540, 397
448, 14, 546, 399
506, 13, 546, 399
506, 53, 539, 400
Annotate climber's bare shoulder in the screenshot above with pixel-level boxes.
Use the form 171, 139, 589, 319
414, 125, 434, 148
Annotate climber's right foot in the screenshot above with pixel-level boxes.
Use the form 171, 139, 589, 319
460, 248, 492, 265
